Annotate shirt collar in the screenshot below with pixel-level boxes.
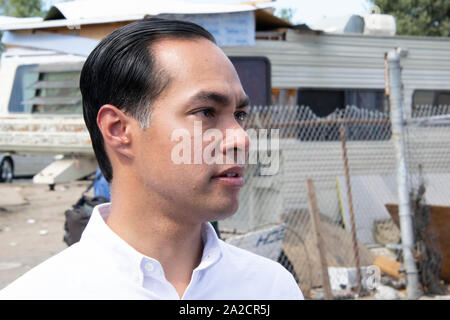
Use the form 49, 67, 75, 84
80, 203, 222, 281
197, 217, 223, 271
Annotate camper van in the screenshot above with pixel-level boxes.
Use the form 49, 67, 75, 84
0, 46, 88, 182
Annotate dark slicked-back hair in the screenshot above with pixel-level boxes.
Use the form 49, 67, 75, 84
80, 17, 216, 183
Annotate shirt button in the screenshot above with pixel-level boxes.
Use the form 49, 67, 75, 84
144, 262, 155, 273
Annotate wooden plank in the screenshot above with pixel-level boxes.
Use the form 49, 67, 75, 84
41, 22, 133, 40
386, 203, 450, 282
282, 209, 375, 295
306, 178, 333, 300
374, 255, 402, 279
339, 125, 362, 292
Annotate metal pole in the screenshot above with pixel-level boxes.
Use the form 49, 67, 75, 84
386, 48, 420, 300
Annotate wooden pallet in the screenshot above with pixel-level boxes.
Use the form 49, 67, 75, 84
385, 204, 450, 282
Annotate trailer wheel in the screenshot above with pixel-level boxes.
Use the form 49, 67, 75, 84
0, 158, 13, 183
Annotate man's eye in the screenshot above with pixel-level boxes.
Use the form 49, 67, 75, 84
196, 108, 215, 118
235, 111, 248, 122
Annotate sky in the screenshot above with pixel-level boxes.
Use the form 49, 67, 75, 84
186, 0, 375, 26
43, 0, 374, 27
268, 0, 373, 25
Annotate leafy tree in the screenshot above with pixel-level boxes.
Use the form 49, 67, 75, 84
275, 7, 296, 24
0, 0, 43, 17
372, 0, 450, 36
0, 0, 44, 54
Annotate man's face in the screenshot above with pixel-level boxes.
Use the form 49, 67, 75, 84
133, 38, 249, 224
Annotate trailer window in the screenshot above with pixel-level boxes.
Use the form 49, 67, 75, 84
297, 88, 388, 116
8, 65, 39, 113
296, 88, 390, 141
8, 63, 83, 114
412, 90, 450, 117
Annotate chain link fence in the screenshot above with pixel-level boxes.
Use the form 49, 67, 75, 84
219, 103, 450, 299
403, 105, 450, 296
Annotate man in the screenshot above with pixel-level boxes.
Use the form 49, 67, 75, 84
0, 18, 303, 299
93, 168, 111, 201
91, 168, 222, 237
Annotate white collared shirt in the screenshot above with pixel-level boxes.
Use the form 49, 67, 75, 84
0, 203, 304, 300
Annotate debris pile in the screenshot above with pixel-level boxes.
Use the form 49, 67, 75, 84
281, 209, 375, 298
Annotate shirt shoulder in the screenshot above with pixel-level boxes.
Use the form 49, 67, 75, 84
0, 242, 98, 299
218, 240, 304, 300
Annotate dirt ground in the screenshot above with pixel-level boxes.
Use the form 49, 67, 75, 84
0, 178, 92, 290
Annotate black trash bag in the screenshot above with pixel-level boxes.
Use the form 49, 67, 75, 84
63, 176, 109, 246
63, 195, 109, 246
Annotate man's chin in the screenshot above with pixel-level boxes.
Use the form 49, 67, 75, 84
206, 199, 239, 222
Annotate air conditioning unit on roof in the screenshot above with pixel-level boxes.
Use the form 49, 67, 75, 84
362, 14, 396, 36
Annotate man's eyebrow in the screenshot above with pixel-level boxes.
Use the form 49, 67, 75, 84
189, 91, 250, 108
238, 95, 250, 108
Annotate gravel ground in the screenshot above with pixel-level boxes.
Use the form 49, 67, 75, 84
0, 179, 92, 290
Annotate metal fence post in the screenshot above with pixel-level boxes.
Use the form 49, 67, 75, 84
386, 48, 421, 299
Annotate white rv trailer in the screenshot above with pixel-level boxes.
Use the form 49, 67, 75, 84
223, 29, 450, 230
0, 2, 449, 238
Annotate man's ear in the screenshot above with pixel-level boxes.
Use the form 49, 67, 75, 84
97, 104, 135, 160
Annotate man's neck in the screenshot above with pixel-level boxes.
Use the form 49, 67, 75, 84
105, 184, 204, 298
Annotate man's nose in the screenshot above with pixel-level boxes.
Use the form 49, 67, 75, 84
221, 123, 250, 164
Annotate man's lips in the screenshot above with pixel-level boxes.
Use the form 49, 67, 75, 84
213, 166, 245, 178
211, 166, 245, 187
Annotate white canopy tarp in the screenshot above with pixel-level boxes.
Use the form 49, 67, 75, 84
0, 0, 256, 31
